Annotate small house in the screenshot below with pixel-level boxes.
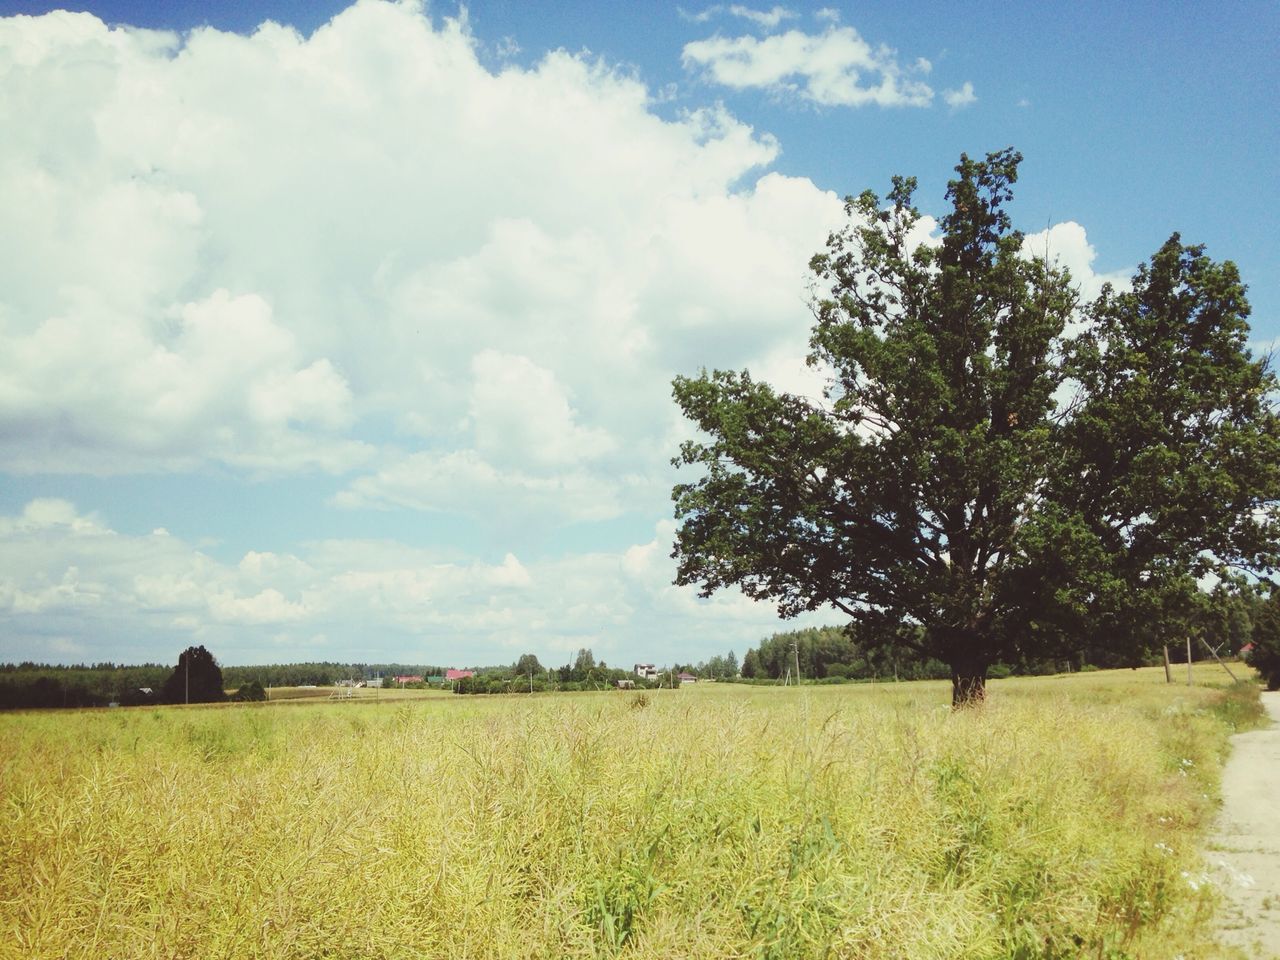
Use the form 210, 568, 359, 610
677, 672, 697, 685
445, 669, 475, 681
634, 663, 658, 679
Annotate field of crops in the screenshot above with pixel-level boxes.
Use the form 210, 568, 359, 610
0, 667, 1262, 959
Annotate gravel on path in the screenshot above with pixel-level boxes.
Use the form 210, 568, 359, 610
1209, 690, 1280, 959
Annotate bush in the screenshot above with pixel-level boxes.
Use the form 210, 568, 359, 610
232, 681, 267, 702
1246, 592, 1280, 691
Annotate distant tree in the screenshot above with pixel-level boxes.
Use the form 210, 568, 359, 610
514, 655, 545, 675
1248, 589, 1280, 691
231, 680, 266, 702
672, 148, 1280, 706
572, 648, 596, 682
161, 646, 227, 704
740, 649, 760, 679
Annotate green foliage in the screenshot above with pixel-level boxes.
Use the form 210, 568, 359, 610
573, 648, 596, 679
219, 661, 451, 688
672, 148, 1280, 705
1206, 680, 1267, 731
744, 625, 950, 682
231, 680, 267, 702
0, 663, 168, 710
514, 653, 544, 677
161, 646, 227, 705
1247, 589, 1280, 690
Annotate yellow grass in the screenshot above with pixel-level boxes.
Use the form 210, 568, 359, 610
0, 667, 1260, 959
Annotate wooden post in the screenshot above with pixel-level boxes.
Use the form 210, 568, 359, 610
1186, 636, 1193, 686
1198, 636, 1240, 682
1163, 645, 1173, 684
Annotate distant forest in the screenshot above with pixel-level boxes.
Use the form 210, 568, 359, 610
0, 660, 450, 710
2, 585, 1259, 709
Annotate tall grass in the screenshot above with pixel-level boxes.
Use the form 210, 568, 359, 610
0, 668, 1260, 959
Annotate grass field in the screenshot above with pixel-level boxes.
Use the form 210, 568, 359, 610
0, 666, 1264, 959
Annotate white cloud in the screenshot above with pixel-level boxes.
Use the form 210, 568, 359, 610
682, 6, 798, 29
1021, 222, 1133, 302
0, 3, 1133, 669
0, 0, 841, 525
942, 81, 977, 109
469, 350, 615, 468
0, 500, 824, 666
726, 6, 797, 29
682, 25, 942, 107
332, 449, 630, 524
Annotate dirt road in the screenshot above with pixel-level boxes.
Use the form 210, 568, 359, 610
1209, 690, 1280, 958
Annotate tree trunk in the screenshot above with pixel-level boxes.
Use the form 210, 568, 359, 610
950, 655, 988, 708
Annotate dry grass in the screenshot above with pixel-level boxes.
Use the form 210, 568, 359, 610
0, 667, 1261, 959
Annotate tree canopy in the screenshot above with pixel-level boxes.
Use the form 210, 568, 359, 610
672, 148, 1280, 706
161, 645, 227, 705
1248, 591, 1280, 690
514, 653, 544, 677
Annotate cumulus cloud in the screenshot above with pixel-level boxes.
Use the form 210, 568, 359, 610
942, 81, 977, 109
331, 449, 630, 524
1021, 222, 1133, 302
0, 3, 1127, 667
0, 1, 833, 495
682, 24, 946, 107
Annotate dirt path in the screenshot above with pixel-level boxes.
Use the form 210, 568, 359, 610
1209, 690, 1280, 958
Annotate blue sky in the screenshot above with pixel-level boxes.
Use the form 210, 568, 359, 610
0, 0, 1275, 669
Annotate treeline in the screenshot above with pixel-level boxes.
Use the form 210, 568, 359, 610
737, 623, 1156, 684
741, 591, 1264, 684
455, 649, 659, 694
740, 626, 951, 682
221, 662, 450, 688
0, 662, 170, 709
452, 647, 749, 694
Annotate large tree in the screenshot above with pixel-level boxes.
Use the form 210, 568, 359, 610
161, 645, 227, 705
672, 149, 1280, 706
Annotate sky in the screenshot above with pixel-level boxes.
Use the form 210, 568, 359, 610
0, 0, 1276, 669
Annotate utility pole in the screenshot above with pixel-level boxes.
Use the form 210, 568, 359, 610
1186, 636, 1193, 686
792, 640, 801, 686
1163, 645, 1173, 684
185, 653, 189, 705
